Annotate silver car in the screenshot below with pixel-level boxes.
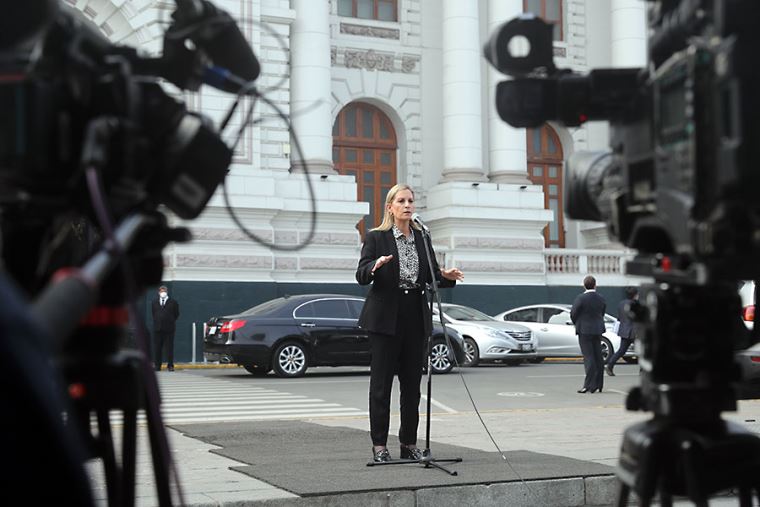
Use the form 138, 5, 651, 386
493, 304, 637, 363
432, 303, 536, 367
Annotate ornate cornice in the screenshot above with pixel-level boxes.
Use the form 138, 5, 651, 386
453, 237, 545, 250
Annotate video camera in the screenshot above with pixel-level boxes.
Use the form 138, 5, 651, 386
485, 2, 760, 503
484, 0, 760, 284
0, 2, 261, 504
1, 0, 260, 293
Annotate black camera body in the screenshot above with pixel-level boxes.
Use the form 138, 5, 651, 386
485, 2, 760, 284
487, 4, 760, 502
0, 5, 233, 224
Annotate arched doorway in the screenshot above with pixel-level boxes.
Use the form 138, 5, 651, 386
527, 125, 565, 248
333, 102, 398, 236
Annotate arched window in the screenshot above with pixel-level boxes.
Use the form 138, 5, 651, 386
523, 0, 563, 41
333, 103, 398, 236
527, 125, 565, 248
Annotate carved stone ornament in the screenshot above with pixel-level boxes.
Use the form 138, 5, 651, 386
340, 22, 400, 40
335, 47, 417, 73
344, 49, 394, 71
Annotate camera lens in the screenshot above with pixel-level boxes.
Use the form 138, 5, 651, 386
564, 150, 616, 223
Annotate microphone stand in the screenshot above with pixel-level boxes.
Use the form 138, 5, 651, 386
366, 225, 462, 475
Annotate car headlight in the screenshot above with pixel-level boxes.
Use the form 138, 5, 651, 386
485, 329, 506, 339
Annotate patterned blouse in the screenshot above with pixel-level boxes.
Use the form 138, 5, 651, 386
392, 224, 420, 289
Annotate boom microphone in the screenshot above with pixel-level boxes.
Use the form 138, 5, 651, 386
411, 213, 430, 232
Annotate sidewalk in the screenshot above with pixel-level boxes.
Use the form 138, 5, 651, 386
84, 381, 760, 506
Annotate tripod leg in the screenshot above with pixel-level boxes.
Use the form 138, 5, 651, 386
96, 409, 122, 507
143, 386, 174, 505
122, 408, 138, 507
738, 486, 752, 507
658, 490, 673, 507
615, 482, 630, 507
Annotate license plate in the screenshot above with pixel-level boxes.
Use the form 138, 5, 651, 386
208, 326, 217, 335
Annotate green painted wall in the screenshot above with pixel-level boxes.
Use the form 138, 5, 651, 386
138, 281, 628, 363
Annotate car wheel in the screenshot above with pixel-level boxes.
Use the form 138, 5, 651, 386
430, 340, 454, 374
272, 341, 308, 378
528, 357, 545, 364
463, 337, 480, 367
243, 363, 270, 376
601, 337, 613, 363
623, 356, 638, 364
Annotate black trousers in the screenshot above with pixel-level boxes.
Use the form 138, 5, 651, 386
153, 330, 175, 370
578, 333, 604, 391
368, 290, 425, 447
607, 337, 633, 368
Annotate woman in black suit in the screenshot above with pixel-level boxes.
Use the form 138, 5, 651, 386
356, 184, 463, 463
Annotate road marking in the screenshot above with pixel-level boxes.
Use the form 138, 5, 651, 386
526, 373, 640, 378
497, 392, 545, 398
421, 395, 458, 414
604, 389, 628, 395
97, 373, 367, 424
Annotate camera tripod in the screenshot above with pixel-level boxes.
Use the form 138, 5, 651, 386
61, 322, 174, 507
29, 213, 183, 506
365, 225, 462, 475
615, 282, 760, 507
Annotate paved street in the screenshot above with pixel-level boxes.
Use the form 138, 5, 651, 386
84, 362, 760, 506
182, 360, 644, 414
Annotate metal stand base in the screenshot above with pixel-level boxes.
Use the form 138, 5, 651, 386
366, 449, 462, 475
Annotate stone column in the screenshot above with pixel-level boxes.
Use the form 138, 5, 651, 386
290, 0, 334, 173
441, 0, 486, 182
611, 0, 647, 67
487, 0, 530, 184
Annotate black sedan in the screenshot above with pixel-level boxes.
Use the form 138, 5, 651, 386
203, 294, 467, 378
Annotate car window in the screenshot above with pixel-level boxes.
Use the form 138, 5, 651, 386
443, 305, 495, 321
505, 308, 539, 322
310, 299, 353, 319
241, 299, 288, 316
547, 311, 571, 325
541, 307, 564, 323
346, 299, 364, 319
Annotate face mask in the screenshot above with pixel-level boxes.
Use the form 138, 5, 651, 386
159, 292, 167, 298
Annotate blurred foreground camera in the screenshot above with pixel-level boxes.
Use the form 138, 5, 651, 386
485, 4, 760, 283
487, 3, 760, 505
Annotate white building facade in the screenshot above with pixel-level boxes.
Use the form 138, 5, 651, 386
68, 0, 649, 357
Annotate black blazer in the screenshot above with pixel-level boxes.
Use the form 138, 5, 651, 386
570, 290, 606, 335
151, 298, 180, 333
616, 298, 635, 339
356, 228, 455, 337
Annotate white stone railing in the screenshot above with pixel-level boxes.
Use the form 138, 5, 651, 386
545, 249, 628, 275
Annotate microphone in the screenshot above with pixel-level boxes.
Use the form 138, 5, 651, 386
171, 0, 260, 83
411, 213, 430, 232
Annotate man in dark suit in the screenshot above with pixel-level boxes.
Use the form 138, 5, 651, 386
571, 275, 607, 393
605, 286, 638, 376
151, 285, 180, 371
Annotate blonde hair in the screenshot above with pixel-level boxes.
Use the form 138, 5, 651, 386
372, 183, 421, 232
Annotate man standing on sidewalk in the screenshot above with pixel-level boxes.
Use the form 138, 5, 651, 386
571, 275, 606, 393
152, 285, 180, 371
605, 287, 638, 376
